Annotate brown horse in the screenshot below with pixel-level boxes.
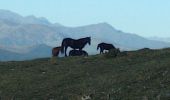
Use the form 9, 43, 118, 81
52, 46, 61, 57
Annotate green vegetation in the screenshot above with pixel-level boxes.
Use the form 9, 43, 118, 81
0, 48, 170, 100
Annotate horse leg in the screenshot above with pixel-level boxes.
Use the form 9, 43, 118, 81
100, 49, 103, 54
98, 47, 101, 54
56, 52, 59, 57
65, 46, 68, 57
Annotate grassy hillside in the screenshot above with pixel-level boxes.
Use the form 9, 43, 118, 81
0, 48, 170, 100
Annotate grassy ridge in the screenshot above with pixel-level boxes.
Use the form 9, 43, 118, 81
0, 48, 170, 100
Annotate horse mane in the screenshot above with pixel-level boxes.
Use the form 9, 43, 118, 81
77, 37, 90, 41
79, 37, 90, 42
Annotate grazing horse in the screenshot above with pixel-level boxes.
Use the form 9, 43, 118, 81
61, 37, 91, 56
52, 46, 61, 57
97, 42, 116, 54
69, 50, 88, 56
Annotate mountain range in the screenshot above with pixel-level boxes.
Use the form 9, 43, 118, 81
0, 9, 170, 61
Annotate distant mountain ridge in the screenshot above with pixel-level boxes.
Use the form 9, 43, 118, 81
0, 9, 51, 26
56, 22, 170, 50
0, 9, 170, 61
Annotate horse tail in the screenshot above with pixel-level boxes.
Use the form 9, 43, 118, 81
97, 44, 100, 50
61, 40, 65, 54
52, 48, 55, 57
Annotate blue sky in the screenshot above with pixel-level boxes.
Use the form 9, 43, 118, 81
0, 0, 170, 37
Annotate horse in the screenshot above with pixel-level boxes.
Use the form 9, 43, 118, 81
69, 50, 88, 56
61, 37, 91, 56
52, 46, 61, 57
97, 42, 116, 54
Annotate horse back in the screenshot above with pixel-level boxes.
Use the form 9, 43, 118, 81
98, 43, 115, 50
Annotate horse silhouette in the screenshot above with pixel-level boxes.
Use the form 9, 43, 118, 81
69, 50, 88, 56
52, 46, 61, 57
61, 37, 91, 56
97, 42, 116, 54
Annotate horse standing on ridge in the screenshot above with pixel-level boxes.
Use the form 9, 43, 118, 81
97, 42, 116, 54
61, 37, 91, 56
52, 46, 61, 57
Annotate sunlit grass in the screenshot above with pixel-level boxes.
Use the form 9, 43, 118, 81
0, 48, 170, 100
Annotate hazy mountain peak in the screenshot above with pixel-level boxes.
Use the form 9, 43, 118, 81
0, 9, 51, 25
38, 17, 49, 22
24, 15, 50, 25
73, 22, 116, 32
0, 9, 23, 24
0, 9, 21, 16
85, 22, 113, 27
25, 15, 36, 18
97, 22, 112, 26
54, 23, 64, 27
80, 22, 117, 34
88, 22, 116, 31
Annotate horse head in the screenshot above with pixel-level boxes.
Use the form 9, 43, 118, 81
97, 44, 100, 50
87, 37, 91, 45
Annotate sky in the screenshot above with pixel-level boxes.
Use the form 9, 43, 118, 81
0, 0, 170, 37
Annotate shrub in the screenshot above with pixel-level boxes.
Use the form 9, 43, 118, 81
104, 48, 120, 58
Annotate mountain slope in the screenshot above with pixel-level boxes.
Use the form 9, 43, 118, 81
0, 44, 52, 61
0, 49, 22, 61
149, 37, 170, 43
0, 48, 170, 99
25, 44, 52, 59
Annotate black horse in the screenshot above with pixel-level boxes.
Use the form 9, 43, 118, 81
61, 37, 91, 56
69, 50, 88, 56
97, 42, 116, 54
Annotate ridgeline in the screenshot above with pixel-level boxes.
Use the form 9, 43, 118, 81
0, 48, 170, 100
